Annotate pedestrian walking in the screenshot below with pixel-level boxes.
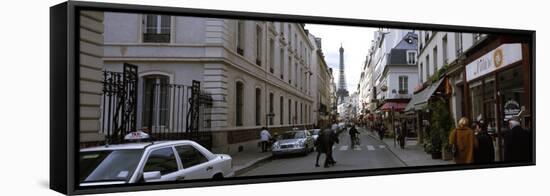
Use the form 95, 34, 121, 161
259, 127, 272, 152
331, 121, 339, 133
316, 126, 339, 168
473, 121, 495, 163
378, 123, 385, 141
314, 128, 327, 167
503, 116, 533, 162
399, 122, 407, 149
449, 117, 477, 164
349, 124, 359, 148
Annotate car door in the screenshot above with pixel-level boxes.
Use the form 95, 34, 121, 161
141, 147, 181, 182
175, 145, 212, 180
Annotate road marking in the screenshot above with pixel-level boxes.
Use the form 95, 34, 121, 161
339, 145, 349, 151
379, 145, 386, 149
353, 146, 362, 151
367, 145, 375, 151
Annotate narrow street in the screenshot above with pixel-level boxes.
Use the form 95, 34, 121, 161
239, 128, 405, 176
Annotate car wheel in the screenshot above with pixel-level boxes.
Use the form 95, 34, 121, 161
213, 173, 224, 180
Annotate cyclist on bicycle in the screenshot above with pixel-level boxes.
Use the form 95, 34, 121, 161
349, 124, 359, 148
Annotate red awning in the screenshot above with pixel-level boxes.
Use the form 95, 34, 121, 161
380, 102, 408, 112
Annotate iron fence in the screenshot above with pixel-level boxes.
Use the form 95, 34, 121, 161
99, 63, 213, 148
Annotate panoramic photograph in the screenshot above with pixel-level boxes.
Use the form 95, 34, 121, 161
77, 10, 533, 186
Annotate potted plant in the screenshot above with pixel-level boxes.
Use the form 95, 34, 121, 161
421, 118, 441, 159
427, 98, 454, 160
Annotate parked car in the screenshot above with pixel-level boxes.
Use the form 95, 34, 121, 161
271, 130, 315, 156
79, 140, 234, 186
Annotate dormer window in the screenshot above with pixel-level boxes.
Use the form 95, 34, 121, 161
406, 51, 417, 65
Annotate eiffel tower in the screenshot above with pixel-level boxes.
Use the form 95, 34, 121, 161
336, 44, 349, 104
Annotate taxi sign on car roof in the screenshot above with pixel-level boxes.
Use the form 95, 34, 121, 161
124, 131, 150, 141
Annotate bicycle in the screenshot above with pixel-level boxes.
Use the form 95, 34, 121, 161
350, 135, 361, 148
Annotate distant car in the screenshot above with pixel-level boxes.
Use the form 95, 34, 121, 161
272, 130, 315, 156
79, 140, 234, 186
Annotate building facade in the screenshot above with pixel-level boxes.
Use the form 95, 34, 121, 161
101, 13, 321, 153
308, 34, 333, 128
358, 29, 418, 121
79, 11, 105, 146
410, 30, 532, 160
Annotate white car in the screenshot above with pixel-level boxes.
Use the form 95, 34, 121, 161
79, 140, 234, 186
271, 130, 315, 156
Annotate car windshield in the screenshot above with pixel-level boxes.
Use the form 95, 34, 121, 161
281, 131, 306, 139
80, 149, 144, 183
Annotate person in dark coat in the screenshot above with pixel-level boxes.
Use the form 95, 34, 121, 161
473, 121, 495, 163
503, 117, 533, 162
315, 127, 339, 168
314, 129, 326, 167
349, 125, 359, 148
378, 123, 385, 141
398, 122, 407, 149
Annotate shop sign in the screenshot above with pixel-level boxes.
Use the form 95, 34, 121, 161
503, 99, 521, 121
466, 43, 522, 82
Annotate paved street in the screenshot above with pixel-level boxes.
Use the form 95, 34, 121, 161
239, 128, 406, 177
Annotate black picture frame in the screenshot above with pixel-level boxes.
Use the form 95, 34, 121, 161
50, 1, 535, 195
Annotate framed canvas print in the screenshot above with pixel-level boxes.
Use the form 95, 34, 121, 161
50, 1, 535, 195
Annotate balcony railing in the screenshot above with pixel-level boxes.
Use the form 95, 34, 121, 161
143, 33, 170, 43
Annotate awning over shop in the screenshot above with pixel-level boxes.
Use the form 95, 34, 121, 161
380, 102, 408, 112
405, 78, 445, 112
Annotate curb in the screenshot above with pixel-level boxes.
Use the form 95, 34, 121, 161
233, 154, 273, 176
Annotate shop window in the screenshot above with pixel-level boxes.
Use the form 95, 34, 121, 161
499, 66, 524, 125
469, 80, 483, 123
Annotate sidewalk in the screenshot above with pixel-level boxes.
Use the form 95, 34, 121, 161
229, 143, 273, 176
359, 127, 452, 166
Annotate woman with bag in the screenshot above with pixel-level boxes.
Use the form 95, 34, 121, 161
449, 117, 477, 164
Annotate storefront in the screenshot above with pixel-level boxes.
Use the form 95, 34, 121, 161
463, 41, 532, 161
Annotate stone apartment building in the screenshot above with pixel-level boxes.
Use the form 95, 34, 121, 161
78, 12, 326, 154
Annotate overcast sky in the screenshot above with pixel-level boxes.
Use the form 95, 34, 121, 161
305, 24, 376, 94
